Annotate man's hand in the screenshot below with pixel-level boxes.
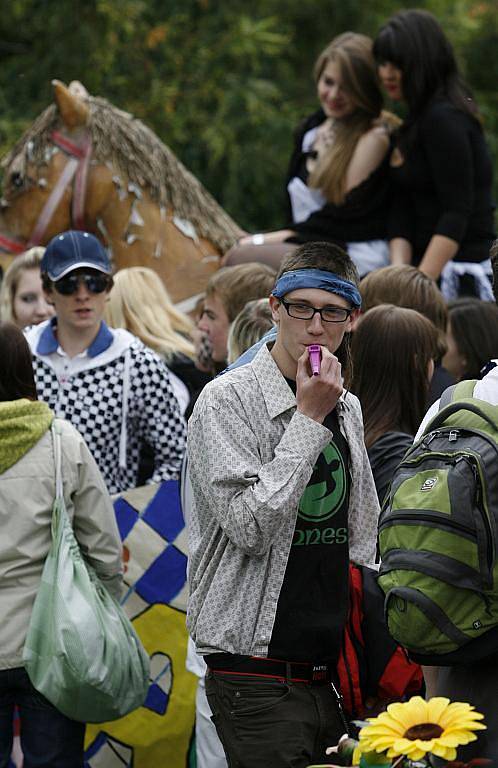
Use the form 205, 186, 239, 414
296, 346, 343, 423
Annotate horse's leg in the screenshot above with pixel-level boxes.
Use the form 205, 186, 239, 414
222, 242, 298, 270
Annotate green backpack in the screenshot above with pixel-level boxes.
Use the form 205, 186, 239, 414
378, 380, 498, 665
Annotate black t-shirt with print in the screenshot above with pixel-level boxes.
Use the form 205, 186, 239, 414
268, 380, 351, 664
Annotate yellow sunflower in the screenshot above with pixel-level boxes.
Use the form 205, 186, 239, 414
358, 696, 486, 761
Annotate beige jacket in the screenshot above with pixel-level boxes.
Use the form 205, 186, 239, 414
0, 418, 123, 669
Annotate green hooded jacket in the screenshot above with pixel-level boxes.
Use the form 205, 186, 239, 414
0, 399, 53, 474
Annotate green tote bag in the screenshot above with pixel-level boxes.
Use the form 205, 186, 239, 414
23, 422, 150, 723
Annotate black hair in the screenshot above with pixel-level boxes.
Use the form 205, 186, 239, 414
490, 239, 498, 304
0, 322, 38, 401
373, 10, 478, 150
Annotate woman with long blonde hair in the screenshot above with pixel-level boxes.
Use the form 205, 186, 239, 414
105, 267, 207, 414
0, 247, 54, 328
225, 32, 398, 276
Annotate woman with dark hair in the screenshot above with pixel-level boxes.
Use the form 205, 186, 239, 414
0, 322, 123, 766
351, 304, 439, 503
443, 297, 498, 381
225, 32, 398, 277
373, 9, 495, 299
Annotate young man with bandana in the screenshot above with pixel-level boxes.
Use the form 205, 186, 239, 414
186, 241, 380, 768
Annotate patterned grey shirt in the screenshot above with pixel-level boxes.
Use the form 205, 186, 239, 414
186, 343, 379, 657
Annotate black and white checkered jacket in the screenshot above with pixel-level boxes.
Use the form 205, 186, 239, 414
26, 320, 186, 494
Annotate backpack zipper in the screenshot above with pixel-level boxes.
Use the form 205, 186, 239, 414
378, 512, 474, 538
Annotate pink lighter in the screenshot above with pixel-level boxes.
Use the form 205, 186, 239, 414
308, 345, 321, 376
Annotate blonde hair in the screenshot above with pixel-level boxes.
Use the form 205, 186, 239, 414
0, 247, 45, 323
227, 299, 274, 364
105, 267, 195, 360
309, 32, 393, 205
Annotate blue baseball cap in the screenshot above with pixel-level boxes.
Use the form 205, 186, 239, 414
41, 230, 112, 281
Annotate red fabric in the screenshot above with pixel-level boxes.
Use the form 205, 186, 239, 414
378, 646, 423, 700
337, 563, 423, 718
337, 565, 365, 716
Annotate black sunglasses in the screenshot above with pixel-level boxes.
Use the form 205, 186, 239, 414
54, 273, 110, 296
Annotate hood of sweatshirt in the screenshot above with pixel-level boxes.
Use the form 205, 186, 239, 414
0, 399, 54, 474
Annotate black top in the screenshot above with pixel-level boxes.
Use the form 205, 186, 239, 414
388, 100, 495, 264
428, 363, 455, 407
268, 381, 350, 663
285, 109, 392, 245
368, 431, 413, 506
168, 352, 213, 421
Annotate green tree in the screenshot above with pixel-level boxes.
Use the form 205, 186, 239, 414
0, 0, 496, 231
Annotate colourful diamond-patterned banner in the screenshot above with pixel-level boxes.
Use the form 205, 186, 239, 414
84, 480, 197, 767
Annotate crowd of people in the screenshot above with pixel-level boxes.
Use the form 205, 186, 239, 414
0, 7, 497, 768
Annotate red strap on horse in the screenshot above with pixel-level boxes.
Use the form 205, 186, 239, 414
72, 135, 92, 230
0, 129, 92, 255
0, 234, 26, 254
27, 157, 79, 247
27, 130, 92, 246
50, 131, 89, 160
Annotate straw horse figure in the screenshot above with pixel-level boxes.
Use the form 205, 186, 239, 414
0, 80, 243, 304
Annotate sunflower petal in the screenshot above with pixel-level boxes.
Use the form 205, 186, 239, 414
427, 697, 451, 722
431, 742, 457, 760
440, 703, 484, 728
386, 697, 427, 729
444, 721, 487, 734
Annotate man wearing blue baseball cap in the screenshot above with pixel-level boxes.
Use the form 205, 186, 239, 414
25, 230, 186, 494
186, 241, 380, 768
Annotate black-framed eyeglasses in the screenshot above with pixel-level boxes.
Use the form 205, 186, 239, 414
280, 298, 352, 323
54, 273, 110, 296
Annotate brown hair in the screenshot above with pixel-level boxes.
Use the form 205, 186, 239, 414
309, 32, 388, 205
447, 298, 498, 380
277, 240, 359, 285
351, 304, 439, 448
360, 265, 447, 358
277, 241, 359, 380
0, 322, 38, 401
206, 262, 276, 323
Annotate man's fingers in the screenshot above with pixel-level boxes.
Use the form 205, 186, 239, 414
296, 349, 310, 382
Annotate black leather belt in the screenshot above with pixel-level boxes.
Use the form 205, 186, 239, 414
207, 656, 337, 685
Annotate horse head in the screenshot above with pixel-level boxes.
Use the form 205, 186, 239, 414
0, 81, 242, 302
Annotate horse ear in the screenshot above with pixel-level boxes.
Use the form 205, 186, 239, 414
68, 80, 89, 100
52, 79, 89, 129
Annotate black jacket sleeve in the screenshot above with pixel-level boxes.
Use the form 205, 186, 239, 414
419, 102, 476, 243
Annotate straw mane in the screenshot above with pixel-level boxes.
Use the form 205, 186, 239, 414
2, 96, 243, 253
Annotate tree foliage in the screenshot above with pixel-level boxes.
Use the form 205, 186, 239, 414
0, 0, 496, 231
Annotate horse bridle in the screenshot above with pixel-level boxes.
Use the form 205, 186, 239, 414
0, 130, 92, 255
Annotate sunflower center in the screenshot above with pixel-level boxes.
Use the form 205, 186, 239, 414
404, 723, 443, 740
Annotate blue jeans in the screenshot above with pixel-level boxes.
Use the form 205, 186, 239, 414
0, 667, 84, 768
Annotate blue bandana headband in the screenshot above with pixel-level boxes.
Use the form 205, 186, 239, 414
271, 268, 362, 309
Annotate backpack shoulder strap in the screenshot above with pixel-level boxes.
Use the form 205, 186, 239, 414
439, 380, 477, 411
